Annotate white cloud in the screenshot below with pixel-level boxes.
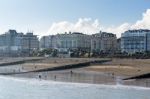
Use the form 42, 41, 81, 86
47, 21, 73, 34
104, 9, 150, 37
104, 23, 131, 38
131, 9, 150, 29
47, 18, 101, 35
47, 9, 150, 38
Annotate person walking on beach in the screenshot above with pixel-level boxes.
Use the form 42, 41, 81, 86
35, 66, 37, 69
39, 75, 42, 80
54, 75, 56, 80
70, 70, 73, 77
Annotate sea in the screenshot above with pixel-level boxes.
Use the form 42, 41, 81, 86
0, 76, 150, 99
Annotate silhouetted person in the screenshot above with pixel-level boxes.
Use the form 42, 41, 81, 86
54, 75, 56, 80
70, 70, 73, 76
39, 75, 41, 80
112, 73, 115, 79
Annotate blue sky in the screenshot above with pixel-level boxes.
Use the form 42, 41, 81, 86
0, 0, 150, 37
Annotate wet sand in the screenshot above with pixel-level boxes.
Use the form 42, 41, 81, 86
84, 58, 150, 87
11, 68, 150, 88
86, 58, 150, 77
0, 58, 150, 87
1, 58, 108, 72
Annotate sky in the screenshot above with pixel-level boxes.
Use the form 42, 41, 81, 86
0, 0, 150, 37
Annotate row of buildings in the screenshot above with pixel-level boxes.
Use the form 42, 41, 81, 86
0, 30, 118, 57
40, 29, 150, 55
40, 32, 118, 54
0, 29, 150, 57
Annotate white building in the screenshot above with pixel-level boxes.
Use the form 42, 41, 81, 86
40, 31, 117, 54
91, 31, 117, 53
0, 30, 39, 56
55, 32, 91, 52
40, 35, 56, 50
121, 29, 150, 54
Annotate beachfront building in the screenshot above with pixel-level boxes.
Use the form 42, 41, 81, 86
21, 33, 39, 56
91, 31, 117, 53
55, 32, 91, 52
116, 38, 121, 53
40, 31, 117, 54
39, 35, 56, 50
91, 34, 101, 52
0, 30, 21, 56
39, 32, 91, 57
0, 34, 7, 56
0, 30, 39, 56
121, 29, 150, 54
40, 36, 51, 50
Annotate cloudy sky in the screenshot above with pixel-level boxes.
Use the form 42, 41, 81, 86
0, 0, 150, 37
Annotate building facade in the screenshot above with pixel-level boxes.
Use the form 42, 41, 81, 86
40, 35, 56, 50
116, 38, 121, 53
0, 30, 39, 56
21, 33, 39, 56
55, 32, 91, 52
121, 29, 150, 54
40, 31, 117, 53
91, 31, 117, 53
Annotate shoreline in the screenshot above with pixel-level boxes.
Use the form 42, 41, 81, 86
0, 57, 150, 88
10, 68, 150, 88
1, 75, 150, 90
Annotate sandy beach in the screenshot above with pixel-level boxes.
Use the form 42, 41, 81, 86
86, 58, 150, 76
0, 57, 150, 87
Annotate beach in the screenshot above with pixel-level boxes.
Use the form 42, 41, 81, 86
0, 57, 150, 87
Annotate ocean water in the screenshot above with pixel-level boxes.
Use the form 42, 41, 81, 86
0, 76, 150, 99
